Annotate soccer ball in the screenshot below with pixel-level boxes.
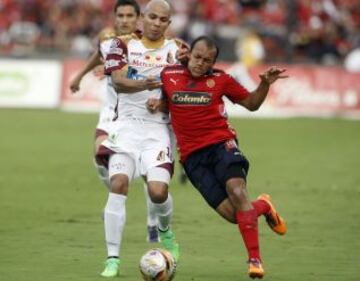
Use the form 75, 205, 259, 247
139, 248, 177, 281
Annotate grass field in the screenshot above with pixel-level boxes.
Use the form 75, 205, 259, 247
0, 109, 359, 281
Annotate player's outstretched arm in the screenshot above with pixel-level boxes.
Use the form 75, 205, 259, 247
111, 70, 163, 93
69, 51, 103, 93
239, 67, 287, 111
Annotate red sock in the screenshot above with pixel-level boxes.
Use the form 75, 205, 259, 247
252, 200, 270, 217
236, 209, 261, 261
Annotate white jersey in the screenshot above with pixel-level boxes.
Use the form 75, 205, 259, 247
104, 35, 184, 124
99, 35, 187, 178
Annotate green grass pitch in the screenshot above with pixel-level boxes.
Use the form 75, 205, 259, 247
0, 109, 359, 281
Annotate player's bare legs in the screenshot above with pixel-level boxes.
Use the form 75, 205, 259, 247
215, 199, 237, 223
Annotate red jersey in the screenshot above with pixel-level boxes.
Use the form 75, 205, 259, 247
161, 65, 250, 162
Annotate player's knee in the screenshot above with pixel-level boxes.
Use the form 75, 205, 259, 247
226, 177, 246, 190
226, 179, 250, 209
110, 174, 129, 195
147, 182, 168, 203
228, 186, 247, 202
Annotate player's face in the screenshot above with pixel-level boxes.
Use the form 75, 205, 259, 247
142, 5, 171, 41
114, 5, 139, 35
188, 41, 217, 78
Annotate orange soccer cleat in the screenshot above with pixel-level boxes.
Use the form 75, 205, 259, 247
257, 193, 287, 235
248, 258, 265, 279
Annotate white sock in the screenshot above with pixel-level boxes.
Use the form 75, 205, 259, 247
104, 193, 127, 258
143, 183, 158, 227
153, 193, 173, 231
94, 159, 111, 190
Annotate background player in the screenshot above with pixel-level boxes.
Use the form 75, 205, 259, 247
69, 0, 160, 244
147, 36, 288, 279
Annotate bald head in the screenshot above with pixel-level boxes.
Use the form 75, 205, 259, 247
144, 0, 171, 16
142, 0, 172, 41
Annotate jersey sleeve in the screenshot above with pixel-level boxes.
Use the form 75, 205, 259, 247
104, 38, 128, 75
223, 73, 250, 103
97, 27, 116, 57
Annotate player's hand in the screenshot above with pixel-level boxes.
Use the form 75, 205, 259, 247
69, 76, 82, 94
176, 47, 190, 64
259, 67, 288, 85
146, 98, 161, 113
145, 76, 162, 90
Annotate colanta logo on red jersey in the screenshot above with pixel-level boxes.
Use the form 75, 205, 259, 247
172, 91, 212, 105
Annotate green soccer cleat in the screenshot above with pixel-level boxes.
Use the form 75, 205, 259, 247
159, 228, 180, 262
100, 257, 120, 278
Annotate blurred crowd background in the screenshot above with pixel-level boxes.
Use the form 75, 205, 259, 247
0, 0, 359, 69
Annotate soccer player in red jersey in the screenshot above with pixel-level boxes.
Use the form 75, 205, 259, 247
147, 36, 288, 279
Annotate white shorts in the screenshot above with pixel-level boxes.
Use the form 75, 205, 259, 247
103, 119, 173, 180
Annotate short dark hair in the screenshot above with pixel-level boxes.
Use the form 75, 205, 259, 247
190, 36, 219, 62
114, 0, 141, 16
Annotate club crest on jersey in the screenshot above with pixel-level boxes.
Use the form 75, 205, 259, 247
110, 38, 121, 48
206, 79, 215, 88
172, 92, 211, 105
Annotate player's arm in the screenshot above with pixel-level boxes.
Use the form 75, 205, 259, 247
175, 38, 190, 65
238, 67, 287, 111
224, 67, 287, 111
111, 70, 162, 93
146, 68, 169, 112
69, 51, 102, 93
104, 37, 162, 93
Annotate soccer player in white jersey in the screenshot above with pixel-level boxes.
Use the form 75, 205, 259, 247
69, 0, 160, 244
96, 0, 188, 277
